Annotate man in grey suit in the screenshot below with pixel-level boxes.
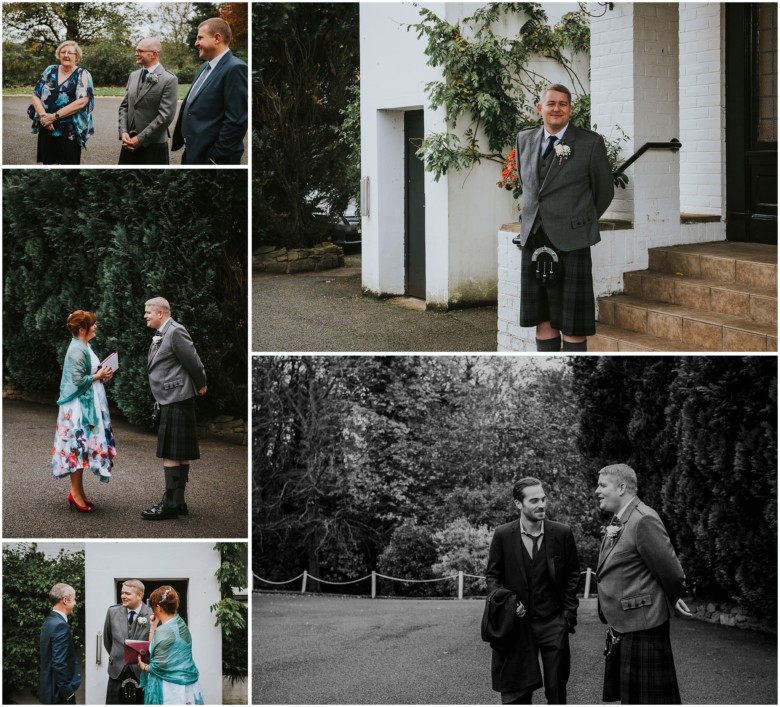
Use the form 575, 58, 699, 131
39, 583, 81, 704
142, 297, 207, 521
513, 83, 615, 352
172, 18, 248, 164
118, 37, 178, 165
103, 580, 152, 704
596, 464, 691, 704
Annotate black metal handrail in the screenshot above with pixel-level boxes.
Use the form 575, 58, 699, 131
614, 138, 682, 177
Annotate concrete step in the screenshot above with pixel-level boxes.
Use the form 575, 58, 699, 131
647, 241, 777, 291
597, 294, 777, 351
590, 324, 703, 352
623, 270, 777, 326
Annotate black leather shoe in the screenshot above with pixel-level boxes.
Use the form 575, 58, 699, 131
177, 503, 189, 516
141, 502, 179, 520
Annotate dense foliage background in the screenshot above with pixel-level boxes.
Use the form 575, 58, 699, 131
2, 2, 248, 87
253, 3, 360, 249
2, 545, 85, 699
3, 170, 247, 426
253, 356, 777, 618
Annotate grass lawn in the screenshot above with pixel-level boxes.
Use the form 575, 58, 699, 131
5, 85, 192, 100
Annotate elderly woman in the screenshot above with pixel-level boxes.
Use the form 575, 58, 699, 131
29, 40, 94, 164
138, 586, 204, 705
52, 310, 115, 512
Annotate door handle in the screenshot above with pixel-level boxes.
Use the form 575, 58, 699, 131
96, 631, 102, 665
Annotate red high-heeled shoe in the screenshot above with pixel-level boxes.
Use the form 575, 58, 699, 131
67, 491, 94, 512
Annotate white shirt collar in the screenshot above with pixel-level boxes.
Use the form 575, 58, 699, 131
520, 516, 544, 536
543, 122, 570, 144
143, 62, 160, 73
615, 496, 635, 520
207, 48, 230, 70
53, 609, 69, 622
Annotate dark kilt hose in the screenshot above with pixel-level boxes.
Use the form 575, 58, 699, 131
519, 229, 596, 336
603, 621, 681, 703
156, 398, 200, 460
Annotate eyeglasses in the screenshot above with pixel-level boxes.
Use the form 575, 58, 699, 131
60, 51, 78, 56
135, 49, 154, 54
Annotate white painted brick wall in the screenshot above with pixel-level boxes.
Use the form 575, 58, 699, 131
679, 3, 725, 216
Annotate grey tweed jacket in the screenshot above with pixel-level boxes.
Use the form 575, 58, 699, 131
147, 318, 207, 405
103, 602, 152, 681
515, 123, 614, 252
118, 64, 178, 146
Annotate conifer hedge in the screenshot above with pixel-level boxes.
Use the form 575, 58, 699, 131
569, 356, 777, 618
3, 170, 247, 427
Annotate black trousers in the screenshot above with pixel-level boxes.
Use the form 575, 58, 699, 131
503, 613, 570, 704
118, 142, 169, 165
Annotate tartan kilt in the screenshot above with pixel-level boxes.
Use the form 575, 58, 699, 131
156, 398, 200, 461
603, 621, 681, 704
519, 230, 596, 337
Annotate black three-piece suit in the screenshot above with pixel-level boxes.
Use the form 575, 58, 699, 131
485, 518, 581, 703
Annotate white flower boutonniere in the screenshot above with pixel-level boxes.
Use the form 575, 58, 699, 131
605, 523, 622, 540
137, 616, 148, 626
147, 73, 159, 85
152, 335, 162, 347
555, 143, 572, 165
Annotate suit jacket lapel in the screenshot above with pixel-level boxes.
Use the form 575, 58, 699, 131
187, 53, 229, 108
528, 127, 544, 194
540, 125, 578, 192
135, 65, 162, 104
597, 496, 641, 571
510, 520, 530, 587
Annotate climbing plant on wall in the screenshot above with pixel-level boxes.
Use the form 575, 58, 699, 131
407, 2, 626, 192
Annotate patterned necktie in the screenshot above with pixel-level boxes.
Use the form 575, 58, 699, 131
128, 610, 135, 626
542, 135, 558, 160
189, 64, 212, 100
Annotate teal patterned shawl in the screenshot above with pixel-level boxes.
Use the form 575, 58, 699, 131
141, 614, 200, 703
56, 338, 98, 428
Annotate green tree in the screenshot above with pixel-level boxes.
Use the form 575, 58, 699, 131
406, 3, 591, 180
2, 170, 247, 426
3, 3, 141, 48
3, 545, 85, 699
569, 356, 778, 617
253, 3, 360, 248
210, 543, 248, 683
432, 517, 492, 595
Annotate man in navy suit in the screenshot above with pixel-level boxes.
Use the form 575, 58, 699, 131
172, 18, 247, 164
39, 583, 81, 704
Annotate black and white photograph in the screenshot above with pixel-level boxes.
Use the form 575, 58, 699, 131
252, 355, 777, 705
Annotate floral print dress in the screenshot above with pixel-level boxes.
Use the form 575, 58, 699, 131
52, 340, 116, 481
30, 64, 95, 147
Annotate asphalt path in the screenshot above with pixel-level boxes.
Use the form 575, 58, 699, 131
253, 594, 777, 705
3, 399, 248, 539
253, 264, 498, 352
2, 95, 248, 166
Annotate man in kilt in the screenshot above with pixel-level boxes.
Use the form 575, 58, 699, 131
595, 464, 692, 703
512, 83, 615, 351
142, 297, 207, 520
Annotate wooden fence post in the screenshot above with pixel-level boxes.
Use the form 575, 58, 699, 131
584, 567, 591, 599
302, 570, 308, 594
371, 571, 376, 599
458, 571, 464, 600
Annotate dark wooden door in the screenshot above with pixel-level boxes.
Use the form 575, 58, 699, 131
726, 3, 777, 244
405, 110, 426, 298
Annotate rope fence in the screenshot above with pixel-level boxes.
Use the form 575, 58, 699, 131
254, 567, 595, 600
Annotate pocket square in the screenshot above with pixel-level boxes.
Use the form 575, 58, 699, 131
124, 639, 150, 665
